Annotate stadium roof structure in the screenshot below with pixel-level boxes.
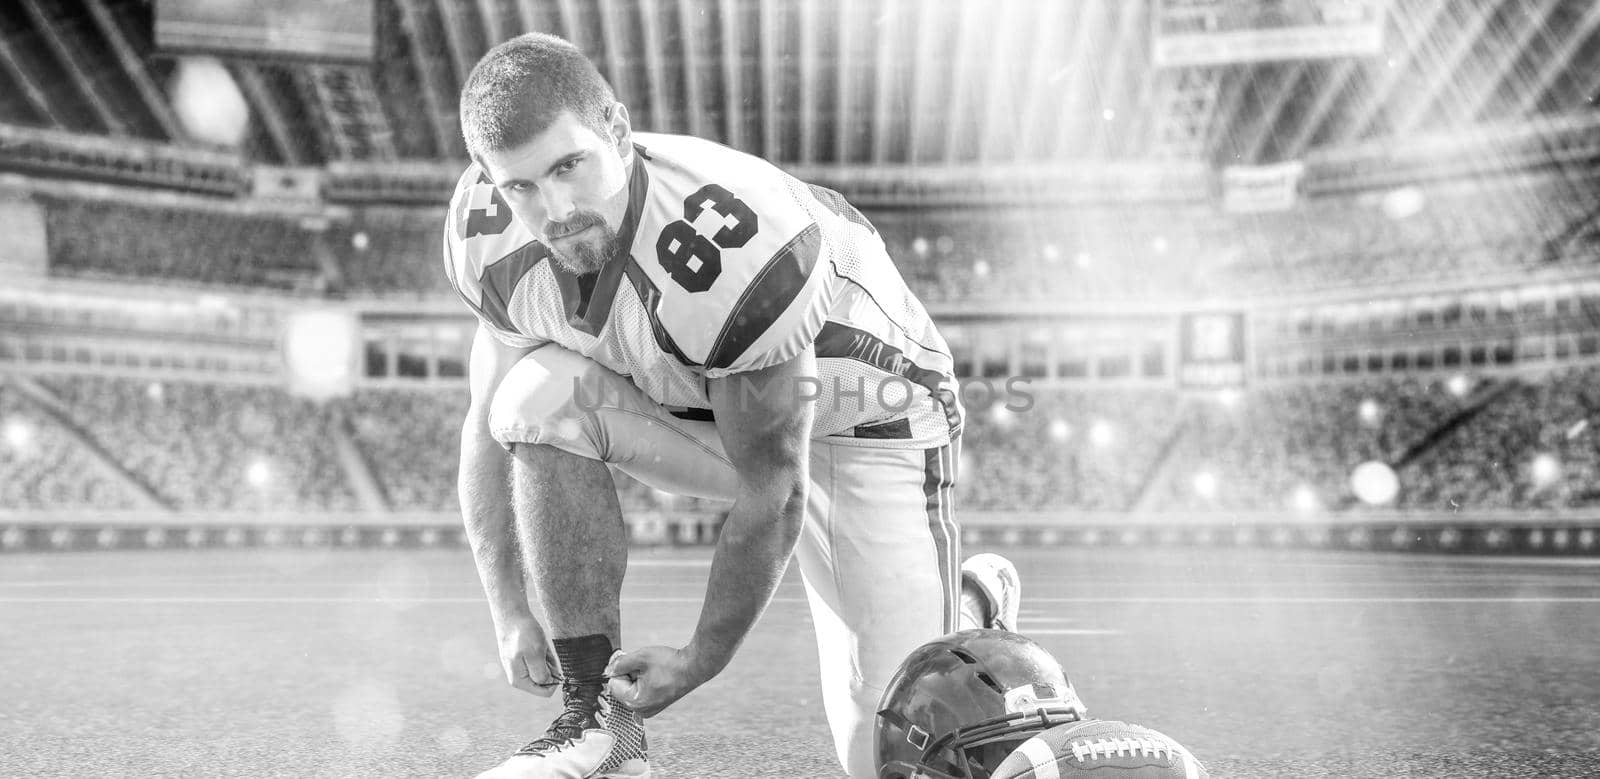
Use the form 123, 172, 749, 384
0, 0, 1596, 172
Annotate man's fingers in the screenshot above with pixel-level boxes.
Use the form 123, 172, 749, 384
605, 675, 639, 704
509, 658, 559, 697
508, 668, 538, 694
604, 651, 646, 679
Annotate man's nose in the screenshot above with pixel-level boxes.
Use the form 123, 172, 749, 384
538, 185, 575, 224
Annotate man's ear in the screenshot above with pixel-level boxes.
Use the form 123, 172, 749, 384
608, 102, 633, 154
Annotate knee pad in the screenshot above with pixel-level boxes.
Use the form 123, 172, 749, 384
488, 345, 610, 457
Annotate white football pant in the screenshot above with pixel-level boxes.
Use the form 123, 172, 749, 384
489, 344, 961, 779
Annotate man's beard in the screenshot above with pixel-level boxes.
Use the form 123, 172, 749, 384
545, 211, 619, 275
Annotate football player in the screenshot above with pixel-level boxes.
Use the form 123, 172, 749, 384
448, 33, 1019, 779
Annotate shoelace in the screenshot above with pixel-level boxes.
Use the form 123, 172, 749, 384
515, 678, 606, 755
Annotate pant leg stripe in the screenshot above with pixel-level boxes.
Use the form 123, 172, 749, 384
942, 441, 962, 631
923, 444, 959, 633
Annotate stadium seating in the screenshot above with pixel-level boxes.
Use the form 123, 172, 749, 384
327, 209, 454, 296
1151, 378, 1463, 511
957, 387, 1183, 512
340, 388, 718, 513
0, 383, 142, 510
9, 368, 1600, 515
39, 195, 326, 291
33, 376, 356, 512
32, 167, 1596, 305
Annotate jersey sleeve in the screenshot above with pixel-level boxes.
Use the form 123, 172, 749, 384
650, 174, 835, 379
442, 169, 547, 351
698, 220, 830, 378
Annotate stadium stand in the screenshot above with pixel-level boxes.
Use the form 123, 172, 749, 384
32, 376, 356, 512
37, 195, 327, 291
341, 388, 718, 513
957, 387, 1183, 512
1153, 378, 1466, 511
28, 166, 1596, 308
327, 208, 454, 296
12, 370, 1600, 516
1404, 367, 1600, 510
0, 383, 142, 510
343, 388, 463, 512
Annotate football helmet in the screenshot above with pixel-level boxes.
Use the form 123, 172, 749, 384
875, 629, 1088, 779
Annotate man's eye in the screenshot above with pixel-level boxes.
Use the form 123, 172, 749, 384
558, 158, 581, 175
506, 182, 532, 193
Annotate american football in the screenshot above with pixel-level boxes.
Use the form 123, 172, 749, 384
988, 720, 1209, 779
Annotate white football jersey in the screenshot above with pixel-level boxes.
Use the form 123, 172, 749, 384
443, 132, 960, 448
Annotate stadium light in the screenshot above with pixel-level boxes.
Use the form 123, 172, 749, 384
1292, 485, 1319, 514
246, 459, 272, 489
1151, 236, 1169, 255
1047, 418, 1072, 442
283, 307, 357, 399
911, 237, 930, 257
146, 382, 166, 402
3, 417, 32, 450
1358, 398, 1382, 426
1192, 471, 1218, 500
352, 231, 371, 251
972, 259, 991, 278
1088, 420, 1115, 448
1381, 186, 1427, 220
1101, 108, 1116, 122
1041, 244, 1060, 263
1074, 251, 1092, 269
1531, 453, 1561, 488
1350, 461, 1400, 505
1216, 388, 1242, 409
1446, 374, 1470, 398
169, 57, 250, 147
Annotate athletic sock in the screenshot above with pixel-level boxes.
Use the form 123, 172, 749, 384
553, 634, 615, 683
959, 581, 992, 631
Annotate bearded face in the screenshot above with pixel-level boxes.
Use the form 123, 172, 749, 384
544, 209, 620, 275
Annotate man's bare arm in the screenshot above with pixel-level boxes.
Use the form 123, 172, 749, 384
683, 348, 815, 681
459, 324, 537, 627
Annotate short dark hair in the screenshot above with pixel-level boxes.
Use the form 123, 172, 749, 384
459, 33, 616, 161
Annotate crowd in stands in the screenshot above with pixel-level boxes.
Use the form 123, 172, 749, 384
958, 387, 1182, 512
1152, 378, 1463, 512
340, 388, 723, 514
28, 376, 355, 512
29, 168, 1598, 306
326, 209, 453, 296
0, 383, 141, 510
40, 196, 327, 291
9, 369, 1600, 515
1407, 368, 1600, 510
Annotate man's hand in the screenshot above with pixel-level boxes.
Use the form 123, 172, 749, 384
604, 645, 709, 718
498, 616, 562, 696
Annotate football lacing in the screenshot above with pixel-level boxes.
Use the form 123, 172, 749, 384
1069, 736, 1173, 762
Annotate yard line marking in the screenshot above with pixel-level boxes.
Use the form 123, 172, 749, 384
1025, 596, 1600, 604
0, 596, 811, 605
1025, 628, 1122, 636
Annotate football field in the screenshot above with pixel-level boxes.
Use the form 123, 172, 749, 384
3, 540, 1600, 778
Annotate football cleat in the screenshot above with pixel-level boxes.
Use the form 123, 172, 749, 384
475, 679, 650, 779
961, 553, 1022, 633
